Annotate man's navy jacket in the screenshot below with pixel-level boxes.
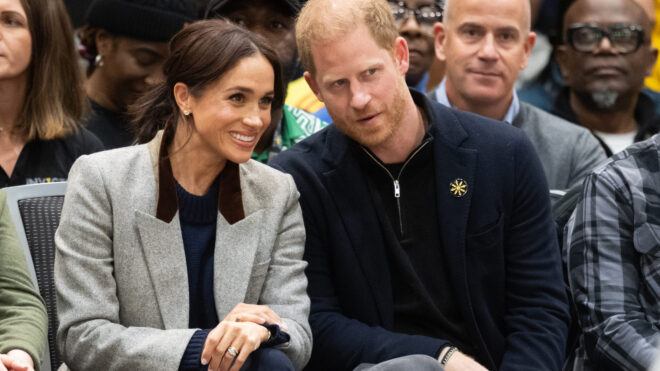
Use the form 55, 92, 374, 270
270, 93, 570, 370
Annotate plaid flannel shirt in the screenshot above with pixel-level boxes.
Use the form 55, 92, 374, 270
565, 134, 660, 370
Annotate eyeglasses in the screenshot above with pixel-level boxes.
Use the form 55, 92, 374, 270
389, 1, 443, 27
566, 23, 645, 54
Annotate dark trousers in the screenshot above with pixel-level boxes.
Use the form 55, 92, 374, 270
240, 348, 294, 371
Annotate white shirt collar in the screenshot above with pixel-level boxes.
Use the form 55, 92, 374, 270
433, 78, 520, 124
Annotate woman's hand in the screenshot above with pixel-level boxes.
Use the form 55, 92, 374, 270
223, 303, 288, 331
201, 320, 271, 371
0, 349, 34, 371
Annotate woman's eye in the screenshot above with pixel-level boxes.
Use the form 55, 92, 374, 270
3, 16, 22, 27
132, 50, 161, 67
259, 96, 274, 107
230, 93, 245, 103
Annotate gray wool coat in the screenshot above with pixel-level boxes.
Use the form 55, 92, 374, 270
513, 102, 606, 192
54, 131, 312, 370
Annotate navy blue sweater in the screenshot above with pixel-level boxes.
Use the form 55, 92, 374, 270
178, 179, 219, 371
177, 178, 290, 370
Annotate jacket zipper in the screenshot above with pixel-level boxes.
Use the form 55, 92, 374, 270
361, 141, 430, 236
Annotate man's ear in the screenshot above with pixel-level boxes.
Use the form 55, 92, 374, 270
434, 22, 448, 61
304, 71, 324, 102
394, 36, 410, 75
520, 31, 537, 70
173, 82, 192, 114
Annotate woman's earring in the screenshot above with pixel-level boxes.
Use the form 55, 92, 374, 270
94, 54, 104, 67
183, 110, 190, 116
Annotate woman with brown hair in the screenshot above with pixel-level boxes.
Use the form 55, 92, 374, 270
0, 0, 102, 187
79, 0, 197, 149
56, 20, 311, 371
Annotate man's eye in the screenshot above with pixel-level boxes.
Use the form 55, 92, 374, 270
499, 33, 515, 42
461, 28, 483, 39
271, 21, 285, 30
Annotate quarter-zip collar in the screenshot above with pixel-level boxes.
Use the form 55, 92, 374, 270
320, 90, 470, 169
355, 132, 434, 237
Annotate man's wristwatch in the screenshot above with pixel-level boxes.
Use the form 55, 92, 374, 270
440, 346, 458, 366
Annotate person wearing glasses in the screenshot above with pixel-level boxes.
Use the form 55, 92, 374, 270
389, 0, 443, 92
432, 0, 605, 201
553, 0, 659, 157
561, 1, 660, 370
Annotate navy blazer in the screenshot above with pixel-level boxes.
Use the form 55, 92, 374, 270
271, 93, 569, 371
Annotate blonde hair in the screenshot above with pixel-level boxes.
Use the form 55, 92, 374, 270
296, 0, 398, 74
18, 0, 86, 141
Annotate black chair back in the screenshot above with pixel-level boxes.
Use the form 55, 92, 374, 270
18, 195, 65, 370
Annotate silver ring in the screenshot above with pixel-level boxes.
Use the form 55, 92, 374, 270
227, 347, 238, 357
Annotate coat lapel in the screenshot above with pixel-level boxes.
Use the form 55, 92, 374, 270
431, 124, 488, 356
322, 131, 392, 324
434, 138, 476, 307
135, 209, 189, 329
213, 209, 264, 318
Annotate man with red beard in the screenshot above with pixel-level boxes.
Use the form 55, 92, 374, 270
271, 0, 569, 370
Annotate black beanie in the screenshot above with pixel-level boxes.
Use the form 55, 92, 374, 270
205, 0, 301, 19
86, 0, 197, 42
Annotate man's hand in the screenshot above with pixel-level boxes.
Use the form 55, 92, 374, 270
0, 349, 35, 371
438, 347, 488, 371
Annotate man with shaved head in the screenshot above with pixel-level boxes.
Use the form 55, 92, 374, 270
432, 0, 606, 197
554, 0, 659, 156
272, 0, 569, 369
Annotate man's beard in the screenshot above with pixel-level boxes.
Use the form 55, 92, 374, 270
333, 78, 407, 149
591, 90, 619, 109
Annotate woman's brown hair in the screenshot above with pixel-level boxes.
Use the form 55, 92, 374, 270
132, 19, 285, 144
18, 0, 86, 140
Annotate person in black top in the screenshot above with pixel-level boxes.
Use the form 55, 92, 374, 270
78, 0, 197, 149
272, 0, 569, 370
0, 0, 102, 188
